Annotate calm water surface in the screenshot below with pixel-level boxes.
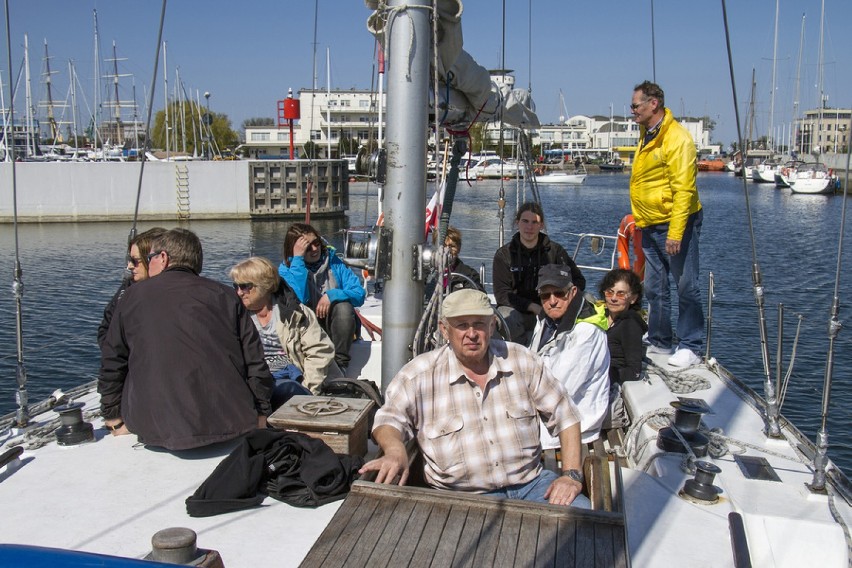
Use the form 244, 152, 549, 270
1, 173, 850, 471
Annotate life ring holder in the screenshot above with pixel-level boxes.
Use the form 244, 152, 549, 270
617, 214, 646, 279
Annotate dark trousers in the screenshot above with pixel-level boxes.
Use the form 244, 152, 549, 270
320, 301, 356, 369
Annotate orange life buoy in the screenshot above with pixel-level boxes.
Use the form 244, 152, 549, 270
617, 214, 645, 279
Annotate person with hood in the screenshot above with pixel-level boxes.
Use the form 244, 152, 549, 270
279, 223, 366, 374
529, 264, 610, 445
230, 256, 343, 402
492, 202, 585, 344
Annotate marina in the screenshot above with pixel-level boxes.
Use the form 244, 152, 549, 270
2, 0, 852, 565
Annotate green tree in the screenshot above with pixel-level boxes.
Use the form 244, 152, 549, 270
151, 101, 239, 156
338, 135, 358, 156
302, 141, 318, 159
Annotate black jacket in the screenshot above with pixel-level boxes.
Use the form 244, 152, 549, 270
606, 308, 648, 384
97, 279, 131, 349
185, 429, 364, 517
492, 233, 585, 312
98, 267, 274, 450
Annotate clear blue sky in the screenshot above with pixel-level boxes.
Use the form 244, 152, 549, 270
3, 0, 850, 148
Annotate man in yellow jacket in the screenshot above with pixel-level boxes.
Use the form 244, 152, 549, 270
629, 81, 704, 368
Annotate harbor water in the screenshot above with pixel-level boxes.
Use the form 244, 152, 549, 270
1, 172, 850, 473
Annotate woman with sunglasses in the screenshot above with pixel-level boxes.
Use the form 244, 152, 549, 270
230, 257, 343, 408
97, 227, 166, 348
598, 268, 647, 428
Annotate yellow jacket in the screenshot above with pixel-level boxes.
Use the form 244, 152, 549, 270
629, 108, 701, 241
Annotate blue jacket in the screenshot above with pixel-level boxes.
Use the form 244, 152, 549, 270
278, 247, 366, 308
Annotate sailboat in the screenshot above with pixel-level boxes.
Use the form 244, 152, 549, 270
0, 1, 851, 566
533, 90, 586, 185
751, 0, 781, 184
790, 0, 836, 195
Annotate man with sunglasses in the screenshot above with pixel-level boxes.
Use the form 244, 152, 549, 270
630, 80, 704, 369
529, 265, 610, 445
99, 228, 274, 451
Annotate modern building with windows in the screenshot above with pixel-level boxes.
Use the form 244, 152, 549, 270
795, 108, 851, 155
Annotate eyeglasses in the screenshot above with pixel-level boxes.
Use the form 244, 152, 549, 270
127, 256, 144, 267
630, 99, 649, 111
539, 289, 570, 301
307, 238, 322, 249
146, 250, 163, 263
233, 282, 255, 292
604, 289, 630, 299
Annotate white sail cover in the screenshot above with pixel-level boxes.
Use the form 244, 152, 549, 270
366, 0, 539, 129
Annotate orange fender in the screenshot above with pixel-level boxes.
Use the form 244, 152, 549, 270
617, 214, 645, 279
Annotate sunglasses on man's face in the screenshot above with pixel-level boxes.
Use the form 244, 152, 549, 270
539, 289, 569, 301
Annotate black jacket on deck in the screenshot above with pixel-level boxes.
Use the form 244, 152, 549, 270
606, 308, 648, 384
185, 429, 364, 517
98, 266, 274, 450
492, 233, 585, 313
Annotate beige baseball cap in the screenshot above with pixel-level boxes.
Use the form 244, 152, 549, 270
441, 289, 495, 319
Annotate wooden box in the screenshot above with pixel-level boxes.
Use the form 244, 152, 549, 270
267, 395, 375, 457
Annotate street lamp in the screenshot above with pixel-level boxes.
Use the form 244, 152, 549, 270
204, 91, 211, 160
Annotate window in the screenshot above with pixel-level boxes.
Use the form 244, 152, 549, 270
340, 100, 351, 107
311, 130, 322, 141
359, 100, 370, 108
329, 100, 338, 107
250, 132, 270, 141
277, 132, 289, 141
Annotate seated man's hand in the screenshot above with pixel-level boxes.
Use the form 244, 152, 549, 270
544, 475, 583, 506
257, 415, 268, 429
359, 447, 409, 486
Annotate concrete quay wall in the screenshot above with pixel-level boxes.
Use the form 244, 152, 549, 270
0, 161, 252, 223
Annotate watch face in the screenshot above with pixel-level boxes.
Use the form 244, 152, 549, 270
564, 469, 582, 483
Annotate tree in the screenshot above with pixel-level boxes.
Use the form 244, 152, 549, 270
302, 141, 318, 159
242, 117, 275, 131
151, 101, 239, 156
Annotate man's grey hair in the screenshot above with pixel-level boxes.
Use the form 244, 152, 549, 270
634, 80, 665, 108
152, 228, 203, 274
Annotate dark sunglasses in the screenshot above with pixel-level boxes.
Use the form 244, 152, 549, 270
233, 282, 255, 292
539, 289, 569, 301
146, 250, 163, 263
127, 256, 144, 267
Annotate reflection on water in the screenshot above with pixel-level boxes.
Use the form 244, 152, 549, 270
1, 173, 850, 471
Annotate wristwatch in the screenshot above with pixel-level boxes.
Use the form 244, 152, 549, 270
561, 468, 584, 484
106, 421, 125, 432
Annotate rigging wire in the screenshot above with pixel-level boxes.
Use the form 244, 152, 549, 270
720, 0, 781, 438
128, 0, 168, 242
4, 0, 28, 427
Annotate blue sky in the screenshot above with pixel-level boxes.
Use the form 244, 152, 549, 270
3, 0, 849, 147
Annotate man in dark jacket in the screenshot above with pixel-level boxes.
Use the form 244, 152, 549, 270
492, 202, 584, 344
99, 228, 274, 451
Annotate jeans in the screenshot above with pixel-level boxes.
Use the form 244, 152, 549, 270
270, 365, 311, 411
320, 301, 356, 369
641, 209, 704, 353
482, 469, 592, 508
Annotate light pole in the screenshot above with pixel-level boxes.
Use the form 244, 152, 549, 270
204, 91, 211, 160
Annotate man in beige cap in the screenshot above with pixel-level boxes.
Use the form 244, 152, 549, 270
360, 288, 589, 507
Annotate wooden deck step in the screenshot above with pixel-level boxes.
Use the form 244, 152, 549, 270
301, 481, 628, 568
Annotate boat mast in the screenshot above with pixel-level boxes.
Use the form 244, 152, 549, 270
162, 41, 169, 160
24, 34, 36, 158
767, 0, 778, 154
326, 47, 331, 158
92, 10, 101, 152
815, 0, 825, 156
69, 60, 79, 152
380, 0, 430, 388
42, 40, 60, 143
791, 14, 804, 154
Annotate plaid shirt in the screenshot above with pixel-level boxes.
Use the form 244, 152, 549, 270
373, 339, 579, 492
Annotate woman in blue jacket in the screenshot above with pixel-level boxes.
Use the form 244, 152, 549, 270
279, 223, 366, 374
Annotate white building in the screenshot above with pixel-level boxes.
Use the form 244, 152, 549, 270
244, 86, 717, 160
244, 89, 383, 159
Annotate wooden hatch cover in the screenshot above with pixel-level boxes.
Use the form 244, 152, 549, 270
300, 480, 628, 568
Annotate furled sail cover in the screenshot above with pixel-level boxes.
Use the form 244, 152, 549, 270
365, 0, 540, 129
